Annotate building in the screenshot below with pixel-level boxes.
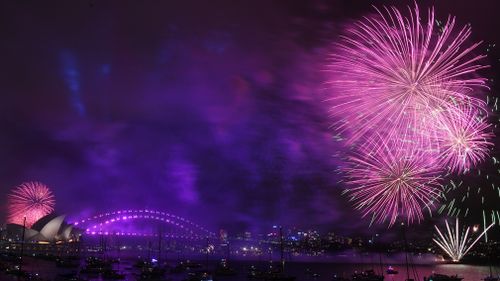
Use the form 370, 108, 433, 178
2, 213, 81, 243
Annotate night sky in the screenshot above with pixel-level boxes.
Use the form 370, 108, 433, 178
1, 0, 499, 236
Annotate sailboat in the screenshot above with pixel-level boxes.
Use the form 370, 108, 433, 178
136, 228, 169, 280
385, 266, 398, 275
247, 226, 295, 281
483, 244, 499, 281
484, 275, 499, 281
424, 274, 463, 281
483, 262, 499, 281
263, 226, 296, 281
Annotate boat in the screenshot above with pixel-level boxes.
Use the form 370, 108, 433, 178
266, 226, 296, 281
55, 257, 80, 268
263, 266, 296, 280
332, 274, 350, 281
352, 269, 384, 281
484, 253, 499, 281
310, 273, 321, 279
424, 273, 463, 281
264, 273, 296, 281
136, 264, 168, 280
102, 269, 126, 280
261, 265, 296, 281
80, 262, 111, 276
80, 255, 114, 275
386, 266, 398, 275
305, 268, 320, 279
246, 264, 296, 281
136, 274, 172, 281
55, 272, 88, 281
4, 265, 28, 277
85, 256, 113, 268
4, 265, 46, 281
248, 265, 266, 279
171, 260, 203, 273
0, 253, 22, 263
183, 270, 214, 281
214, 258, 237, 276
246, 227, 296, 281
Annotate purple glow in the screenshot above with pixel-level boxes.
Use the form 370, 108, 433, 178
76, 209, 215, 238
0, 1, 352, 233
2, 1, 499, 235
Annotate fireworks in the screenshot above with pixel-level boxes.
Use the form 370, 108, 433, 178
434, 105, 493, 173
433, 217, 494, 262
329, 3, 493, 226
439, 156, 500, 241
7, 181, 55, 228
436, 54, 499, 235
327, 4, 488, 147
342, 138, 442, 226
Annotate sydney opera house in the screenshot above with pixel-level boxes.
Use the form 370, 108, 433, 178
1, 214, 81, 243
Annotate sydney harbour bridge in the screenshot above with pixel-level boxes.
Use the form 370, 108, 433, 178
70, 209, 217, 240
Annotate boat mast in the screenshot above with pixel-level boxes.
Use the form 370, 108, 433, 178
19, 216, 26, 274
488, 241, 493, 278
280, 226, 285, 273
402, 222, 410, 281
205, 237, 209, 269
375, 233, 384, 276
158, 225, 162, 264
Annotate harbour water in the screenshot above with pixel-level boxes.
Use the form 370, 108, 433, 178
1, 256, 498, 281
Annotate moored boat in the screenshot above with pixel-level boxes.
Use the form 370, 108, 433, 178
424, 273, 463, 281
352, 269, 384, 281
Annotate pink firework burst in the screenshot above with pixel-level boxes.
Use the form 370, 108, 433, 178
7, 181, 55, 228
328, 3, 494, 227
327, 4, 488, 147
342, 138, 443, 226
434, 104, 493, 173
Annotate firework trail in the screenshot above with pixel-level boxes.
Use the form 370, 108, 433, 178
433, 217, 494, 262
329, 3, 493, 226
440, 156, 500, 240
342, 137, 443, 226
7, 181, 55, 228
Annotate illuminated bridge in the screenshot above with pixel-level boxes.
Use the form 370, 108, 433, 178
72, 209, 216, 240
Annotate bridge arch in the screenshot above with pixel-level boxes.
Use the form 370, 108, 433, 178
73, 209, 215, 239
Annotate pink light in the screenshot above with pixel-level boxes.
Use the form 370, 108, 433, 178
7, 181, 55, 228
343, 138, 443, 226
327, 3, 489, 149
434, 104, 493, 173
